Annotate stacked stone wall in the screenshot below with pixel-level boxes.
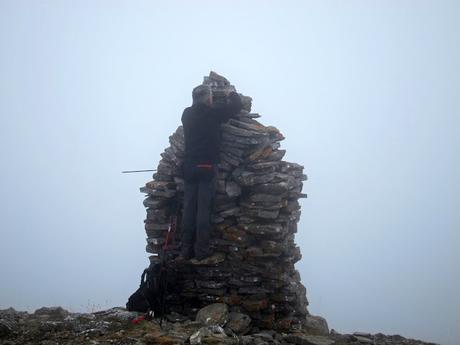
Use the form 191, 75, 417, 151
142, 72, 309, 330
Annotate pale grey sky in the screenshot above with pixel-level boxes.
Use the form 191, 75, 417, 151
0, 1, 459, 344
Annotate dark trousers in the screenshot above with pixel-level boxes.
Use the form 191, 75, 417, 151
181, 162, 217, 259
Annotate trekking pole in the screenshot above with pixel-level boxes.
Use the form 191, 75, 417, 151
159, 202, 179, 327
121, 169, 157, 174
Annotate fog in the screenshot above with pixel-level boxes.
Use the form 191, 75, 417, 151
0, 1, 459, 344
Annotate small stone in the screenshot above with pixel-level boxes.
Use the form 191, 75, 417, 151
190, 327, 211, 345
225, 181, 242, 197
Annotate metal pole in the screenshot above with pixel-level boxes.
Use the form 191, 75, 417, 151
121, 169, 157, 174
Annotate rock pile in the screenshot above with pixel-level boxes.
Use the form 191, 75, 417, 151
141, 71, 310, 331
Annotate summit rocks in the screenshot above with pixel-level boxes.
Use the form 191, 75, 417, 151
0, 306, 440, 345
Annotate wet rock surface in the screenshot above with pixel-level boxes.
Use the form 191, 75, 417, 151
0, 306, 439, 345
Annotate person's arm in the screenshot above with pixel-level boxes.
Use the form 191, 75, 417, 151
214, 91, 243, 123
181, 108, 186, 126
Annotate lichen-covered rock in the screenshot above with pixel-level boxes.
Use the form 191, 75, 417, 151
196, 303, 229, 326
304, 314, 329, 336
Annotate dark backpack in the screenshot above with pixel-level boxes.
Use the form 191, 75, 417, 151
126, 262, 163, 314
127, 205, 178, 316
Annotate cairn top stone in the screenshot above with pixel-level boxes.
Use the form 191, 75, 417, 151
206, 71, 231, 85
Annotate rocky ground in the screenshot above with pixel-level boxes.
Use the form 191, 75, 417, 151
0, 305, 439, 345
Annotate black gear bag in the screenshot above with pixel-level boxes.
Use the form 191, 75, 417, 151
126, 262, 163, 313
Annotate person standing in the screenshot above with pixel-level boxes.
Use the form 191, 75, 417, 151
179, 85, 243, 261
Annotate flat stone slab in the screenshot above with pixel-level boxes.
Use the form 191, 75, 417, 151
353, 335, 374, 343
189, 253, 226, 266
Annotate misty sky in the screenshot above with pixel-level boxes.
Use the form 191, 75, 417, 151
0, 1, 459, 344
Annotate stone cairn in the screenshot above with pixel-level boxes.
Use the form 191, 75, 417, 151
141, 72, 309, 332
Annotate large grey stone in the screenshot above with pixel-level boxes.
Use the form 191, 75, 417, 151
196, 303, 229, 326
93, 307, 140, 322
34, 306, 69, 320
304, 314, 329, 336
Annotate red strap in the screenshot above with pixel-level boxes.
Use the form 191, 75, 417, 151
132, 315, 146, 324
163, 231, 170, 250
163, 214, 176, 251
196, 164, 213, 169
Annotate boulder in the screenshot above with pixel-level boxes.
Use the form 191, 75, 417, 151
304, 314, 329, 336
225, 312, 251, 334
196, 303, 229, 326
93, 307, 140, 322
33, 306, 69, 320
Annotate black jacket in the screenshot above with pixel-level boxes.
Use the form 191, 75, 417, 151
181, 92, 243, 165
